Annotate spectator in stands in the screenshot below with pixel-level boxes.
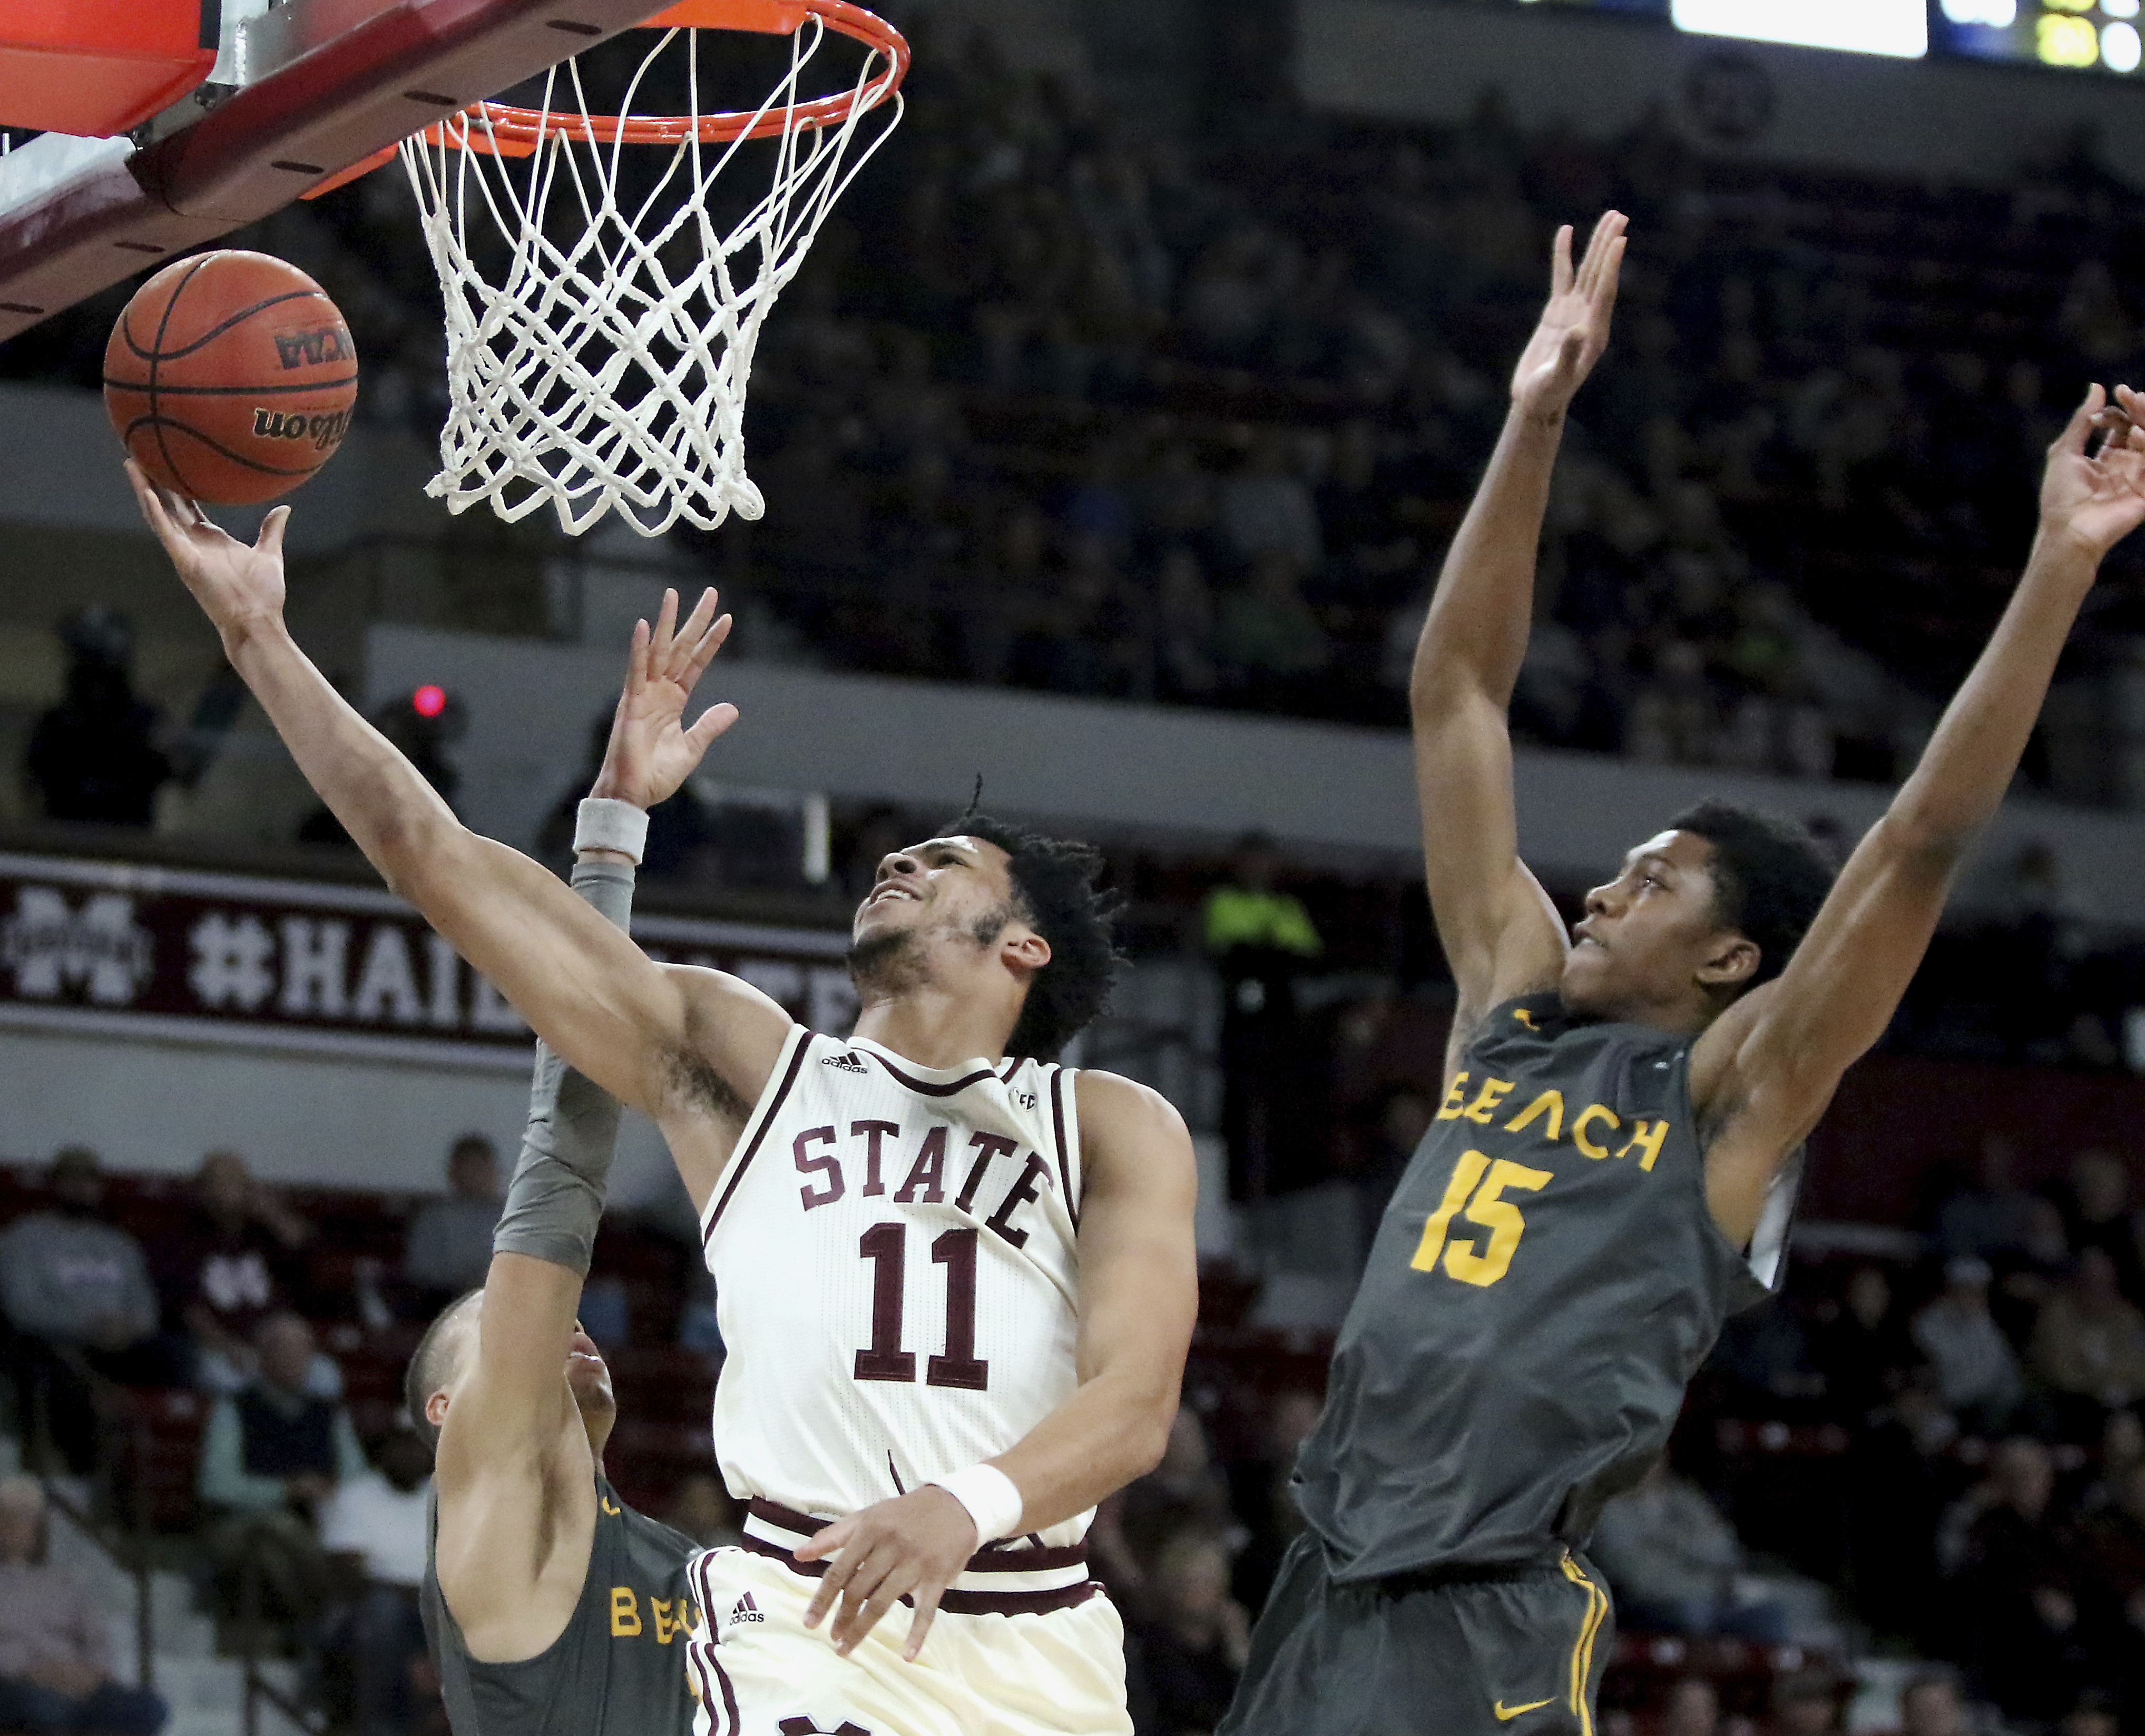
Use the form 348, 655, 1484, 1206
1589, 1456, 1786, 1641
1154, 546, 1221, 701
1935, 1134, 2042, 1265
1217, 430, 1321, 575
1125, 1522, 1249, 1736
318, 1428, 432, 1736
665, 1474, 743, 1551
402, 1135, 503, 1309
2084, 1408, 2144, 1516
1710, 1292, 1824, 1414
24, 606, 172, 828
538, 709, 715, 881
2056, 1688, 2121, 1736
1912, 1257, 2025, 1435
1204, 835, 1323, 1202
1227, 1386, 1323, 1613
196, 1312, 366, 1631
0, 1147, 188, 1474
1348, 1085, 1434, 1272
1943, 1436, 2091, 1721
2030, 1248, 2145, 1435
1659, 1676, 1721, 1736
1771, 1670, 1844, 1736
2074, 1456, 2145, 1683
1897, 1669, 1971, 1736
1814, 1262, 1915, 1418
2055, 1150, 2144, 1302
0, 1475, 166, 1735
1213, 551, 1331, 695
1994, 1196, 2075, 1348
1121, 1407, 1238, 1578
158, 1150, 314, 1395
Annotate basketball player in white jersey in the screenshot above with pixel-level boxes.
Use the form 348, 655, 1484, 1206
129, 461, 1200, 1736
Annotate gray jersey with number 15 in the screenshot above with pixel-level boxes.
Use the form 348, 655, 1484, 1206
1292, 993, 1796, 1583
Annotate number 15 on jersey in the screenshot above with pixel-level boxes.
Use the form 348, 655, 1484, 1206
1411, 1150, 1550, 1288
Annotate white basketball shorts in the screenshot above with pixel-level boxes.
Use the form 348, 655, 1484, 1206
683, 1544, 1131, 1736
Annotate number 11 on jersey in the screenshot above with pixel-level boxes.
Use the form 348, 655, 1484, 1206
854, 1222, 991, 1390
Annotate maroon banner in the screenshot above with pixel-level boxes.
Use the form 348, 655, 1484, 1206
0, 851, 852, 1071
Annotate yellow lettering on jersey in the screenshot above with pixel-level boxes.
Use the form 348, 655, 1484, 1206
1412, 1150, 1492, 1272
1571, 1105, 1619, 1159
610, 1587, 642, 1637
1443, 1159, 1552, 1288
1462, 1077, 1514, 1124
1512, 1007, 1536, 1029
1503, 1090, 1564, 1142
1437, 1073, 1471, 1120
653, 1597, 680, 1644
1614, 1119, 1670, 1172
678, 1601, 701, 1634
600, 1496, 621, 1516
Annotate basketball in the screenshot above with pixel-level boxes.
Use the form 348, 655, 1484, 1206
102, 250, 358, 507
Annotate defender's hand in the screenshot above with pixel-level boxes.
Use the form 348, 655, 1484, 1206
2042, 383, 2145, 565
1509, 211, 1627, 424
796, 1486, 979, 1661
588, 585, 739, 812
127, 460, 289, 653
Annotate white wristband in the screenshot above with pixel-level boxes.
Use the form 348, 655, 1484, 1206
927, 1464, 1024, 1544
574, 798, 650, 866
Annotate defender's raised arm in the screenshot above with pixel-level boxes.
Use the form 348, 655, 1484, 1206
1410, 213, 1627, 1056
1692, 385, 2145, 1242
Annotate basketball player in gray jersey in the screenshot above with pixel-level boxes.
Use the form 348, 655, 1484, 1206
1221, 211, 2145, 1736
404, 601, 730, 1736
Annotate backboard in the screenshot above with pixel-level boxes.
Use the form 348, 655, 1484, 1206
0, 0, 683, 345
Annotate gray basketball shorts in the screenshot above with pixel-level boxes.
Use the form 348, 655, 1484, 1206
1217, 1534, 1614, 1736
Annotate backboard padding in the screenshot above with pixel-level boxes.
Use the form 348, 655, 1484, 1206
0, 0, 680, 344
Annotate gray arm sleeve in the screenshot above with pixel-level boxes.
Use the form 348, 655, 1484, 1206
491, 858, 636, 1274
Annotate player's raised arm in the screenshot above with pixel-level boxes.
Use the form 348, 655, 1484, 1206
428, 844, 635, 1660
1692, 385, 2145, 1242
1412, 212, 1627, 1055
128, 463, 782, 1170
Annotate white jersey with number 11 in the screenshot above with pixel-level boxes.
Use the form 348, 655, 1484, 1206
701, 1026, 1088, 1552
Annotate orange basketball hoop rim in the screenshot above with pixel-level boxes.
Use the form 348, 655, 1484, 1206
453, 0, 903, 148
307, 0, 905, 196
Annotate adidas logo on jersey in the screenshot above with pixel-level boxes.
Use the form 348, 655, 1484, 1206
729, 1592, 764, 1626
821, 1052, 869, 1073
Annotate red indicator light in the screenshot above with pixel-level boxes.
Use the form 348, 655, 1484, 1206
412, 684, 447, 718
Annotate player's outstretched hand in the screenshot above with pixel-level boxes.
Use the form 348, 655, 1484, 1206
588, 586, 739, 812
126, 459, 288, 653
2044, 383, 2145, 565
1510, 210, 1628, 424
796, 1486, 979, 1661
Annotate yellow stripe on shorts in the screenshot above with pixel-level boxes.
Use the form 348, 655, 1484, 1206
1558, 1553, 1608, 1736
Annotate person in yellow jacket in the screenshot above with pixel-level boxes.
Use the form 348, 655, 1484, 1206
1203, 835, 1323, 1204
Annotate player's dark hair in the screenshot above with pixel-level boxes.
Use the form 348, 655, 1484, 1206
404, 1288, 483, 1449
1668, 800, 1836, 994
945, 808, 1123, 1061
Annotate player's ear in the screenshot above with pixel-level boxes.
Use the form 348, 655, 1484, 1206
1002, 928, 1051, 975
426, 1389, 451, 1430
1696, 933, 1759, 992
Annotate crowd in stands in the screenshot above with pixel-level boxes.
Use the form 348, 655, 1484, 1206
11, 27, 2145, 807
179, 22, 2141, 805
10, 1120, 2142, 1734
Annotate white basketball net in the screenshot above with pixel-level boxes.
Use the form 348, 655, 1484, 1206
400, 20, 902, 536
